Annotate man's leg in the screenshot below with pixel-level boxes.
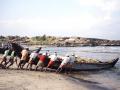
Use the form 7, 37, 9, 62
18, 60, 23, 69
26, 59, 32, 70
40, 62, 44, 71
4, 58, 8, 67
29, 62, 33, 70
56, 64, 63, 73
69, 64, 73, 74
14, 57, 18, 66
6, 58, 14, 68
64, 64, 68, 74
21, 60, 26, 69
0, 57, 6, 64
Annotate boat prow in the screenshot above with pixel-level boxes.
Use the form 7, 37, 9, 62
111, 58, 119, 67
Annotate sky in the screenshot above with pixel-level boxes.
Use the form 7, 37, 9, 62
0, 0, 120, 40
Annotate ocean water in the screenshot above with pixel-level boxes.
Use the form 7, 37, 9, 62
40, 46, 120, 60
40, 46, 120, 90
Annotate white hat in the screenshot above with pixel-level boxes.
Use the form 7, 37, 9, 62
54, 52, 57, 56
72, 53, 75, 56
43, 53, 46, 55
66, 54, 69, 57
75, 55, 78, 58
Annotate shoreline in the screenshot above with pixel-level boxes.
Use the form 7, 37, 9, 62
26, 44, 120, 47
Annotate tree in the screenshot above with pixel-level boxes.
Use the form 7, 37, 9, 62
41, 34, 46, 41
0, 35, 5, 39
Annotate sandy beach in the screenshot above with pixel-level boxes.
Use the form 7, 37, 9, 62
0, 69, 87, 90
0, 68, 120, 90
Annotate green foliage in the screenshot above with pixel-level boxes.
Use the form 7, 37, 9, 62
32, 35, 46, 41
0, 35, 6, 42
41, 34, 46, 41
30, 35, 56, 45
0, 35, 5, 39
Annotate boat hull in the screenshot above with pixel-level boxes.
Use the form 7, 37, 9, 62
53, 58, 119, 71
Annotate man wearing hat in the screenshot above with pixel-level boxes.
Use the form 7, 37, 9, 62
56, 54, 70, 73
68, 53, 77, 73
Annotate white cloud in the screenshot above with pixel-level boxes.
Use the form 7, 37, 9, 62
0, 0, 120, 39
79, 0, 119, 22
0, 15, 97, 31
79, 0, 104, 7
1, 0, 119, 30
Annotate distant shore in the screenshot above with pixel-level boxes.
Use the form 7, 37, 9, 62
0, 35, 120, 47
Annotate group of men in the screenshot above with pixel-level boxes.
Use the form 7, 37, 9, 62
0, 47, 77, 73
0, 48, 17, 68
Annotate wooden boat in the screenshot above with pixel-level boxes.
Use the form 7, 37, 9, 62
51, 58, 119, 71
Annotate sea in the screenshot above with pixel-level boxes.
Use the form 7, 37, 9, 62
38, 46, 120, 90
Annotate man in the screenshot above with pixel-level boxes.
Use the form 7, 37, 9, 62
46, 50, 50, 56
47, 52, 57, 68
26, 47, 41, 70
6, 49, 17, 68
45, 52, 58, 71
0, 49, 11, 67
18, 48, 29, 69
36, 53, 46, 71
26, 51, 39, 70
56, 54, 70, 73
68, 54, 77, 73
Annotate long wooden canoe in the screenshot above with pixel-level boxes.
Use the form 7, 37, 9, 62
52, 58, 119, 71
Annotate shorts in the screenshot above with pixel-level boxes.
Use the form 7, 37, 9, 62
20, 60, 26, 65
10, 56, 14, 59
9, 57, 14, 63
59, 61, 71, 68
37, 61, 44, 67
47, 60, 54, 67
59, 62, 67, 68
68, 62, 74, 65
59, 64, 65, 68
2, 56, 7, 61
29, 58, 34, 63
